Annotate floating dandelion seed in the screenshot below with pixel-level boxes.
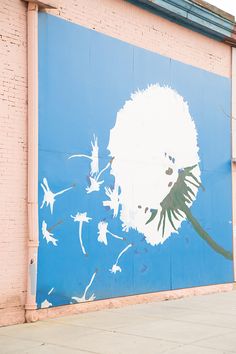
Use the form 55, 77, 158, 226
97, 221, 124, 245
41, 299, 52, 308
86, 176, 104, 194
109, 243, 132, 274
108, 85, 232, 260
72, 271, 97, 303
103, 184, 120, 217
71, 212, 92, 255
69, 135, 99, 176
86, 162, 110, 194
48, 287, 54, 295
41, 288, 54, 308
42, 220, 58, 246
40, 178, 73, 214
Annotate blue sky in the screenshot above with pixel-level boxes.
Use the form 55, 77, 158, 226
206, 0, 236, 17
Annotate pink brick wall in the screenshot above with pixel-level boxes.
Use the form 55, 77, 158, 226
0, 0, 232, 326
0, 0, 28, 326
46, 0, 231, 78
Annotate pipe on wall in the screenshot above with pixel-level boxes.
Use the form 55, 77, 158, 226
24, 0, 57, 323
232, 48, 236, 162
25, 1, 39, 323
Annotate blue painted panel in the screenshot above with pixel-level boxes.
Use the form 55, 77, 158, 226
37, 13, 233, 308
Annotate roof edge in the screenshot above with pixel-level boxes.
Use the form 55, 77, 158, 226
132, 0, 236, 46
191, 0, 234, 22
22, 0, 58, 9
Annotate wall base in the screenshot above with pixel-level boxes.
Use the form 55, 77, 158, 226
0, 307, 25, 327
25, 283, 235, 323
1, 284, 234, 326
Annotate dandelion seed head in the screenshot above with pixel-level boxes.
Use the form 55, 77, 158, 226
71, 212, 92, 223
97, 221, 108, 245
86, 176, 103, 194
108, 84, 200, 245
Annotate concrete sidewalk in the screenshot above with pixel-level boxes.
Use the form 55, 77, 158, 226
1, 290, 236, 354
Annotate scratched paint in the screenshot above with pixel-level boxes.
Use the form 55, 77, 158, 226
36, 13, 233, 308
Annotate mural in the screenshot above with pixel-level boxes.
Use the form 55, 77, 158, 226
71, 212, 92, 255
40, 177, 73, 214
108, 85, 232, 260
97, 221, 124, 245
72, 271, 97, 303
37, 13, 233, 308
109, 244, 133, 274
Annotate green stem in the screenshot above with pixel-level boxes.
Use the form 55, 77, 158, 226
183, 206, 233, 261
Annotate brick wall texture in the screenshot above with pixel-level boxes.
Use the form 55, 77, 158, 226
0, 0, 231, 326
0, 0, 28, 326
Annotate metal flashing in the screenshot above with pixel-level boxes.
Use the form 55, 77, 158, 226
23, 0, 58, 9
191, 0, 234, 22
132, 0, 236, 45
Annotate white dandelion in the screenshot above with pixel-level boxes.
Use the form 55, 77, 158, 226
69, 135, 99, 176
107, 84, 232, 260
86, 162, 110, 194
42, 220, 58, 246
109, 243, 132, 274
72, 271, 97, 303
40, 177, 73, 214
103, 184, 120, 217
71, 212, 92, 255
97, 221, 124, 245
108, 85, 200, 246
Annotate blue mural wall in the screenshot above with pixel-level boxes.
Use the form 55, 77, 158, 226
37, 13, 233, 308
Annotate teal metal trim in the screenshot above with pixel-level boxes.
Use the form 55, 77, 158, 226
131, 0, 236, 45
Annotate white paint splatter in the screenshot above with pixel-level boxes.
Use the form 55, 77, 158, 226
97, 221, 124, 246
42, 221, 58, 246
69, 135, 99, 176
108, 85, 200, 246
40, 178, 73, 214
71, 212, 92, 255
103, 184, 120, 217
109, 243, 132, 274
72, 271, 97, 303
